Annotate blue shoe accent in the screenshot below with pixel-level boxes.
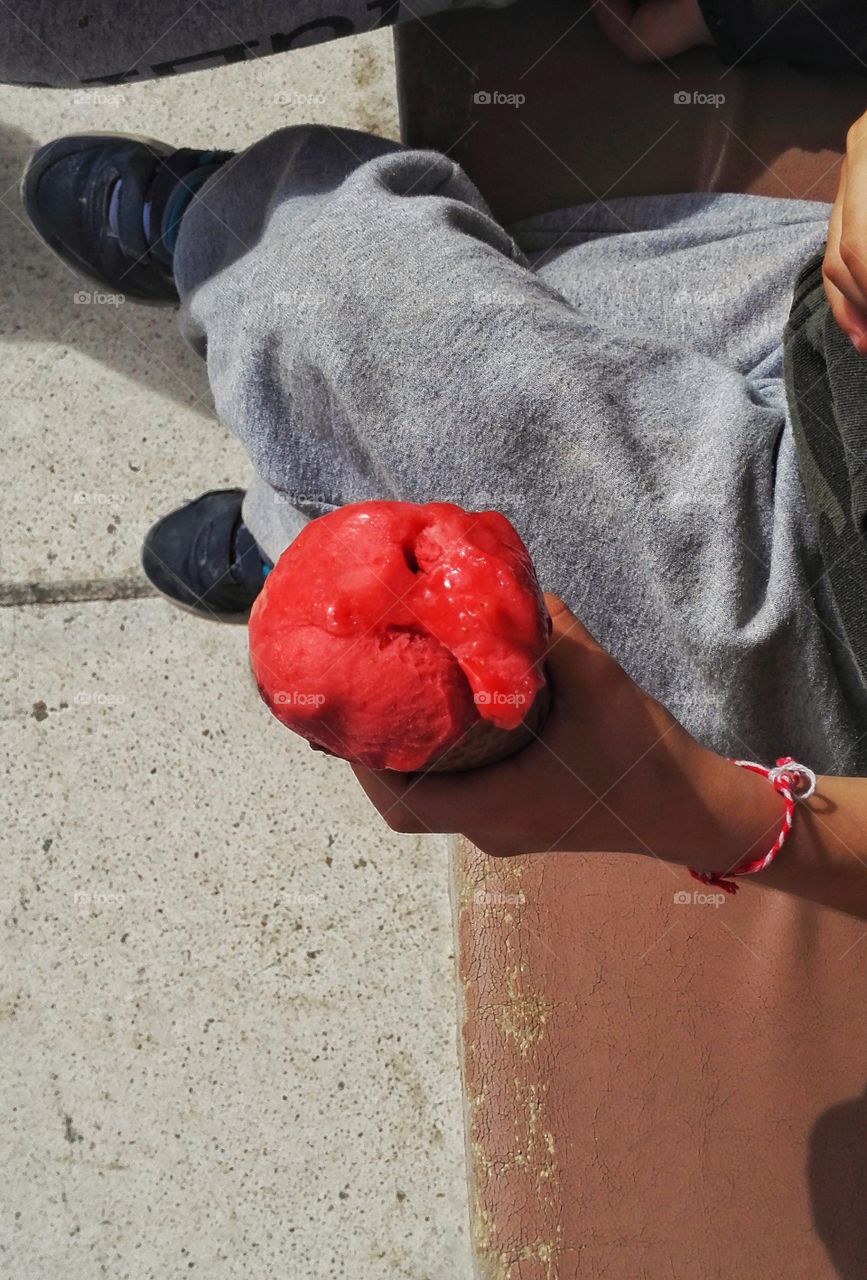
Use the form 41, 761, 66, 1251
161, 156, 227, 257
22, 134, 233, 306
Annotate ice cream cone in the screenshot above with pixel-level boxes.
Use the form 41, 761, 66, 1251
426, 674, 551, 772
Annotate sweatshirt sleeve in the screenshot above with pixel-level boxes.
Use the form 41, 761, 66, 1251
698, 0, 867, 73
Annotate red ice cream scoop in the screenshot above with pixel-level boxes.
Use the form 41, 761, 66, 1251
248, 500, 551, 772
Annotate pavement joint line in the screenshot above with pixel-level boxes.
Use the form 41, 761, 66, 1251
0, 577, 159, 607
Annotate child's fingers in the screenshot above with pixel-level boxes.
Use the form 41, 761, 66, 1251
352, 758, 511, 836
839, 179, 867, 334
543, 593, 617, 710
840, 117, 867, 305
826, 278, 867, 353
592, 0, 643, 61
544, 593, 603, 653
824, 157, 867, 350
351, 764, 436, 834
592, 0, 710, 62
823, 139, 867, 353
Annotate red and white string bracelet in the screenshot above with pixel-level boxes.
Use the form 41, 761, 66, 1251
689, 756, 817, 895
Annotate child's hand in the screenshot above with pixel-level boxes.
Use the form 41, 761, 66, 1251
591, 0, 712, 63
352, 596, 778, 862
824, 111, 867, 353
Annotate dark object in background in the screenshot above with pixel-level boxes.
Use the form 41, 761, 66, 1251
395, 0, 865, 224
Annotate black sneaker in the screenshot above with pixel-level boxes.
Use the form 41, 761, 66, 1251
142, 489, 269, 622
21, 134, 232, 305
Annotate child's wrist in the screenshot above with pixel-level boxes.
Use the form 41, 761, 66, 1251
666, 747, 787, 872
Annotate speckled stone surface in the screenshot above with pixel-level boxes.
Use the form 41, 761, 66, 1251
0, 28, 400, 589
0, 31, 471, 1280
2, 600, 469, 1278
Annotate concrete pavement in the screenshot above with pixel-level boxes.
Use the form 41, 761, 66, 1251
0, 30, 472, 1280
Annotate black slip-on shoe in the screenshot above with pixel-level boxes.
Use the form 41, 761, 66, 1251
21, 133, 232, 305
142, 489, 268, 622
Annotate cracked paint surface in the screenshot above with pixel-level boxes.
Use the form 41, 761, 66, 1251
450, 837, 867, 1278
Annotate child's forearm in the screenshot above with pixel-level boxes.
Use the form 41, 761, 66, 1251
670, 755, 867, 920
